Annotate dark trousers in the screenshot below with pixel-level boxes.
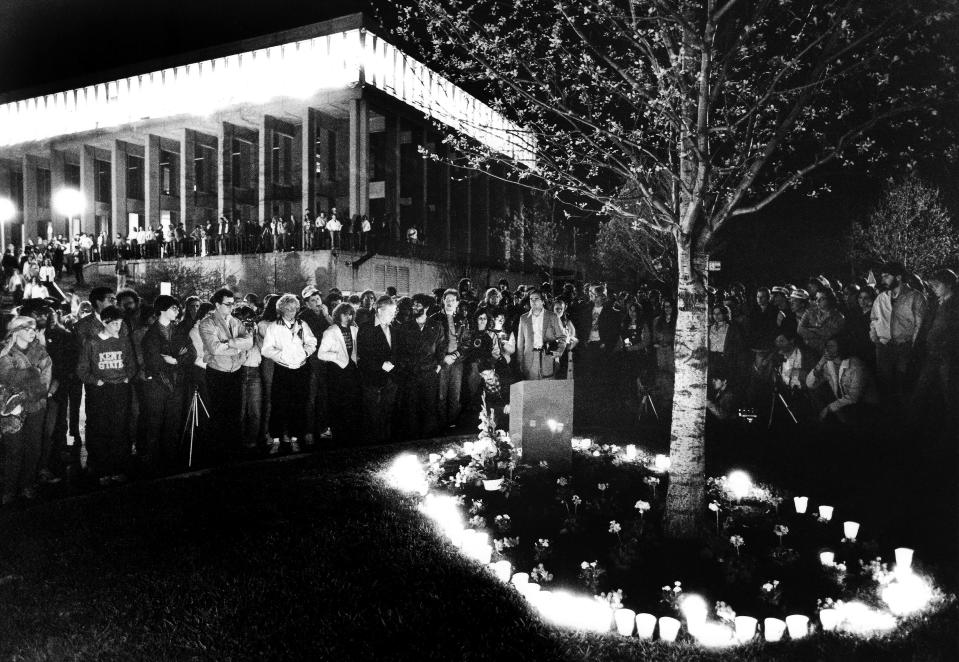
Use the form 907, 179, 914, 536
876, 341, 914, 402
3, 409, 44, 498
362, 380, 397, 444
260, 358, 275, 442
438, 361, 464, 428
406, 369, 440, 439
305, 357, 329, 439
269, 363, 309, 439
205, 367, 243, 458
42, 388, 69, 475
86, 382, 131, 477
141, 379, 186, 473
328, 362, 362, 444
240, 366, 262, 447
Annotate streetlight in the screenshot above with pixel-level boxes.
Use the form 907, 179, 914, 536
0, 197, 15, 252
53, 188, 85, 238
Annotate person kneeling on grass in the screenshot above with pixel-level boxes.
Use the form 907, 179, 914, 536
476, 358, 511, 428
77, 305, 137, 486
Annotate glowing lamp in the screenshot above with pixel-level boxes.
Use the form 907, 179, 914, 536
693, 622, 734, 648
843, 521, 860, 541
834, 601, 896, 635
385, 453, 428, 495
614, 608, 635, 636
818, 608, 840, 631
511, 572, 529, 586
894, 547, 914, 571
625, 444, 638, 460
658, 616, 681, 642
492, 560, 512, 583
881, 572, 933, 616
679, 594, 708, 634
818, 505, 834, 521
0, 197, 15, 223
635, 612, 657, 639
518, 582, 541, 599
763, 617, 786, 642
727, 470, 752, 500
654, 454, 671, 473
734, 615, 757, 643
52, 188, 85, 217
793, 496, 808, 514
785, 614, 809, 639
820, 551, 835, 567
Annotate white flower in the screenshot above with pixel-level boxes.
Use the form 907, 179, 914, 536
581, 561, 591, 570
571, 495, 582, 506
730, 535, 745, 548
556, 477, 568, 487
536, 538, 550, 548
634, 500, 651, 513
644, 476, 660, 487
539, 460, 549, 468
609, 520, 622, 534
708, 500, 721, 512
597, 483, 608, 492
773, 524, 790, 537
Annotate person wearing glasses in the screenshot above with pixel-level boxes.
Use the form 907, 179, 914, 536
198, 288, 254, 461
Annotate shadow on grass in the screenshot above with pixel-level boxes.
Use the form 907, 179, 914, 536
0, 443, 954, 661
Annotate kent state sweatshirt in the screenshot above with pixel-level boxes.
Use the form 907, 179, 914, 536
77, 333, 137, 385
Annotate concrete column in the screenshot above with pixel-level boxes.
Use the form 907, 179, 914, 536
0, 161, 12, 249
79, 144, 96, 234
144, 135, 161, 230
22, 154, 39, 245
386, 115, 400, 228
111, 140, 129, 237
258, 116, 271, 221
217, 124, 229, 219
49, 149, 66, 236
302, 108, 318, 216
348, 97, 369, 218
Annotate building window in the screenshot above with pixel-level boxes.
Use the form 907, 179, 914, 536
193, 144, 216, 194
374, 264, 411, 294
37, 168, 51, 205
127, 155, 144, 199
271, 132, 293, 186
327, 130, 337, 180
159, 151, 177, 196
94, 159, 111, 203
65, 163, 80, 188
231, 138, 254, 189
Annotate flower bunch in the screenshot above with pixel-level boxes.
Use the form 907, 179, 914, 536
531, 563, 553, 584
715, 601, 737, 624
493, 536, 520, 553
644, 475, 660, 498
579, 560, 605, 594
760, 579, 783, 607
634, 500, 651, 516
493, 514, 511, 533
660, 581, 683, 611
730, 534, 745, 556
773, 524, 789, 546
533, 538, 551, 561
599, 588, 624, 610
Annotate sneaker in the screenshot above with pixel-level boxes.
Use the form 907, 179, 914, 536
290, 438, 301, 453
268, 439, 280, 455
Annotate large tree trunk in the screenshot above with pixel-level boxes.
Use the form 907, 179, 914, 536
663, 235, 709, 539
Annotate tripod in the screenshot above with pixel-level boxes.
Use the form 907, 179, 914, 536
639, 391, 660, 421
768, 384, 799, 428
181, 387, 210, 468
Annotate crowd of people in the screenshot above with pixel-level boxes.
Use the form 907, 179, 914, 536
0, 261, 956, 506
2, 209, 422, 302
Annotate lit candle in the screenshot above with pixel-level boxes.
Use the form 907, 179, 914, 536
658, 616, 681, 642
655, 454, 671, 473
734, 616, 758, 643
614, 608, 636, 636
843, 521, 860, 541
820, 551, 835, 566
626, 444, 638, 460
636, 613, 657, 639
895, 547, 914, 571
793, 496, 808, 514
818, 505, 833, 521
819, 608, 839, 631
785, 614, 809, 639
763, 617, 786, 642
474, 543, 492, 564
511, 572, 529, 586
492, 560, 512, 583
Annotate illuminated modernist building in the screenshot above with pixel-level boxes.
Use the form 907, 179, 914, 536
0, 13, 534, 268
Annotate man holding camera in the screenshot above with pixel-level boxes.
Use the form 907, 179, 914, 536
516, 289, 567, 381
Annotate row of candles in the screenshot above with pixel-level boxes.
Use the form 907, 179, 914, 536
401, 456, 931, 644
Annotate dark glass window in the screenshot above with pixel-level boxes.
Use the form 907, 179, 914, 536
127, 155, 144, 199
271, 132, 293, 186
94, 159, 110, 203
65, 163, 80, 188
231, 138, 254, 189
159, 151, 177, 196
37, 168, 51, 204
327, 130, 337, 180
193, 144, 216, 193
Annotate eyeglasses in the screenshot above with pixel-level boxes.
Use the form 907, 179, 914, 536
218, 301, 236, 307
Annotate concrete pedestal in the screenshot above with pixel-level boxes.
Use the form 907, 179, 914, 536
509, 379, 573, 472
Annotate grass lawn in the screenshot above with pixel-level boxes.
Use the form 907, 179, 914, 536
0, 441, 955, 661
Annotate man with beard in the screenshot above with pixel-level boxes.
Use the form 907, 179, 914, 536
869, 262, 926, 402
430, 289, 471, 429
398, 293, 445, 438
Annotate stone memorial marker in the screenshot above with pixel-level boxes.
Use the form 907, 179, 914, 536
509, 379, 573, 472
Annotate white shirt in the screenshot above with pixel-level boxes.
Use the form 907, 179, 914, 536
780, 347, 803, 387
261, 319, 317, 369
531, 310, 544, 349
589, 306, 602, 342
379, 322, 392, 348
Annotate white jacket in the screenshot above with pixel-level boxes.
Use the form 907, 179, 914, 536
317, 324, 358, 369
261, 319, 317, 369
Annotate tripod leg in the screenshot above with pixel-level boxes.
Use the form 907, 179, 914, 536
768, 389, 777, 429
646, 395, 659, 421
778, 392, 799, 424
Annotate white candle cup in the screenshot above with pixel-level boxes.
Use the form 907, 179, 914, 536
636, 613, 657, 639
519, 582, 541, 599
785, 614, 809, 639
492, 560, 512, 583
511, 572, 529, 586
614, 608, 636, 636
843, 521, 860, 541
763, 617, 786, 642
654, 454, 671, 472
475, 544, 492, 565
895, 547, 914, 571
734, 616, 758, 643
625, 444, 638, 460
820, 551, 836, 566
819, 608, 840, 632
793, 496, 808, 514
818, 505, 834, 521
658, 616, 681, 642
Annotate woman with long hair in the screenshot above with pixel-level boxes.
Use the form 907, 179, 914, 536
552, 298, 578, 379
465, 309, 502, 412
257, 294, 280, 449
621, 300, 653, 411
317, 303, 362, 445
